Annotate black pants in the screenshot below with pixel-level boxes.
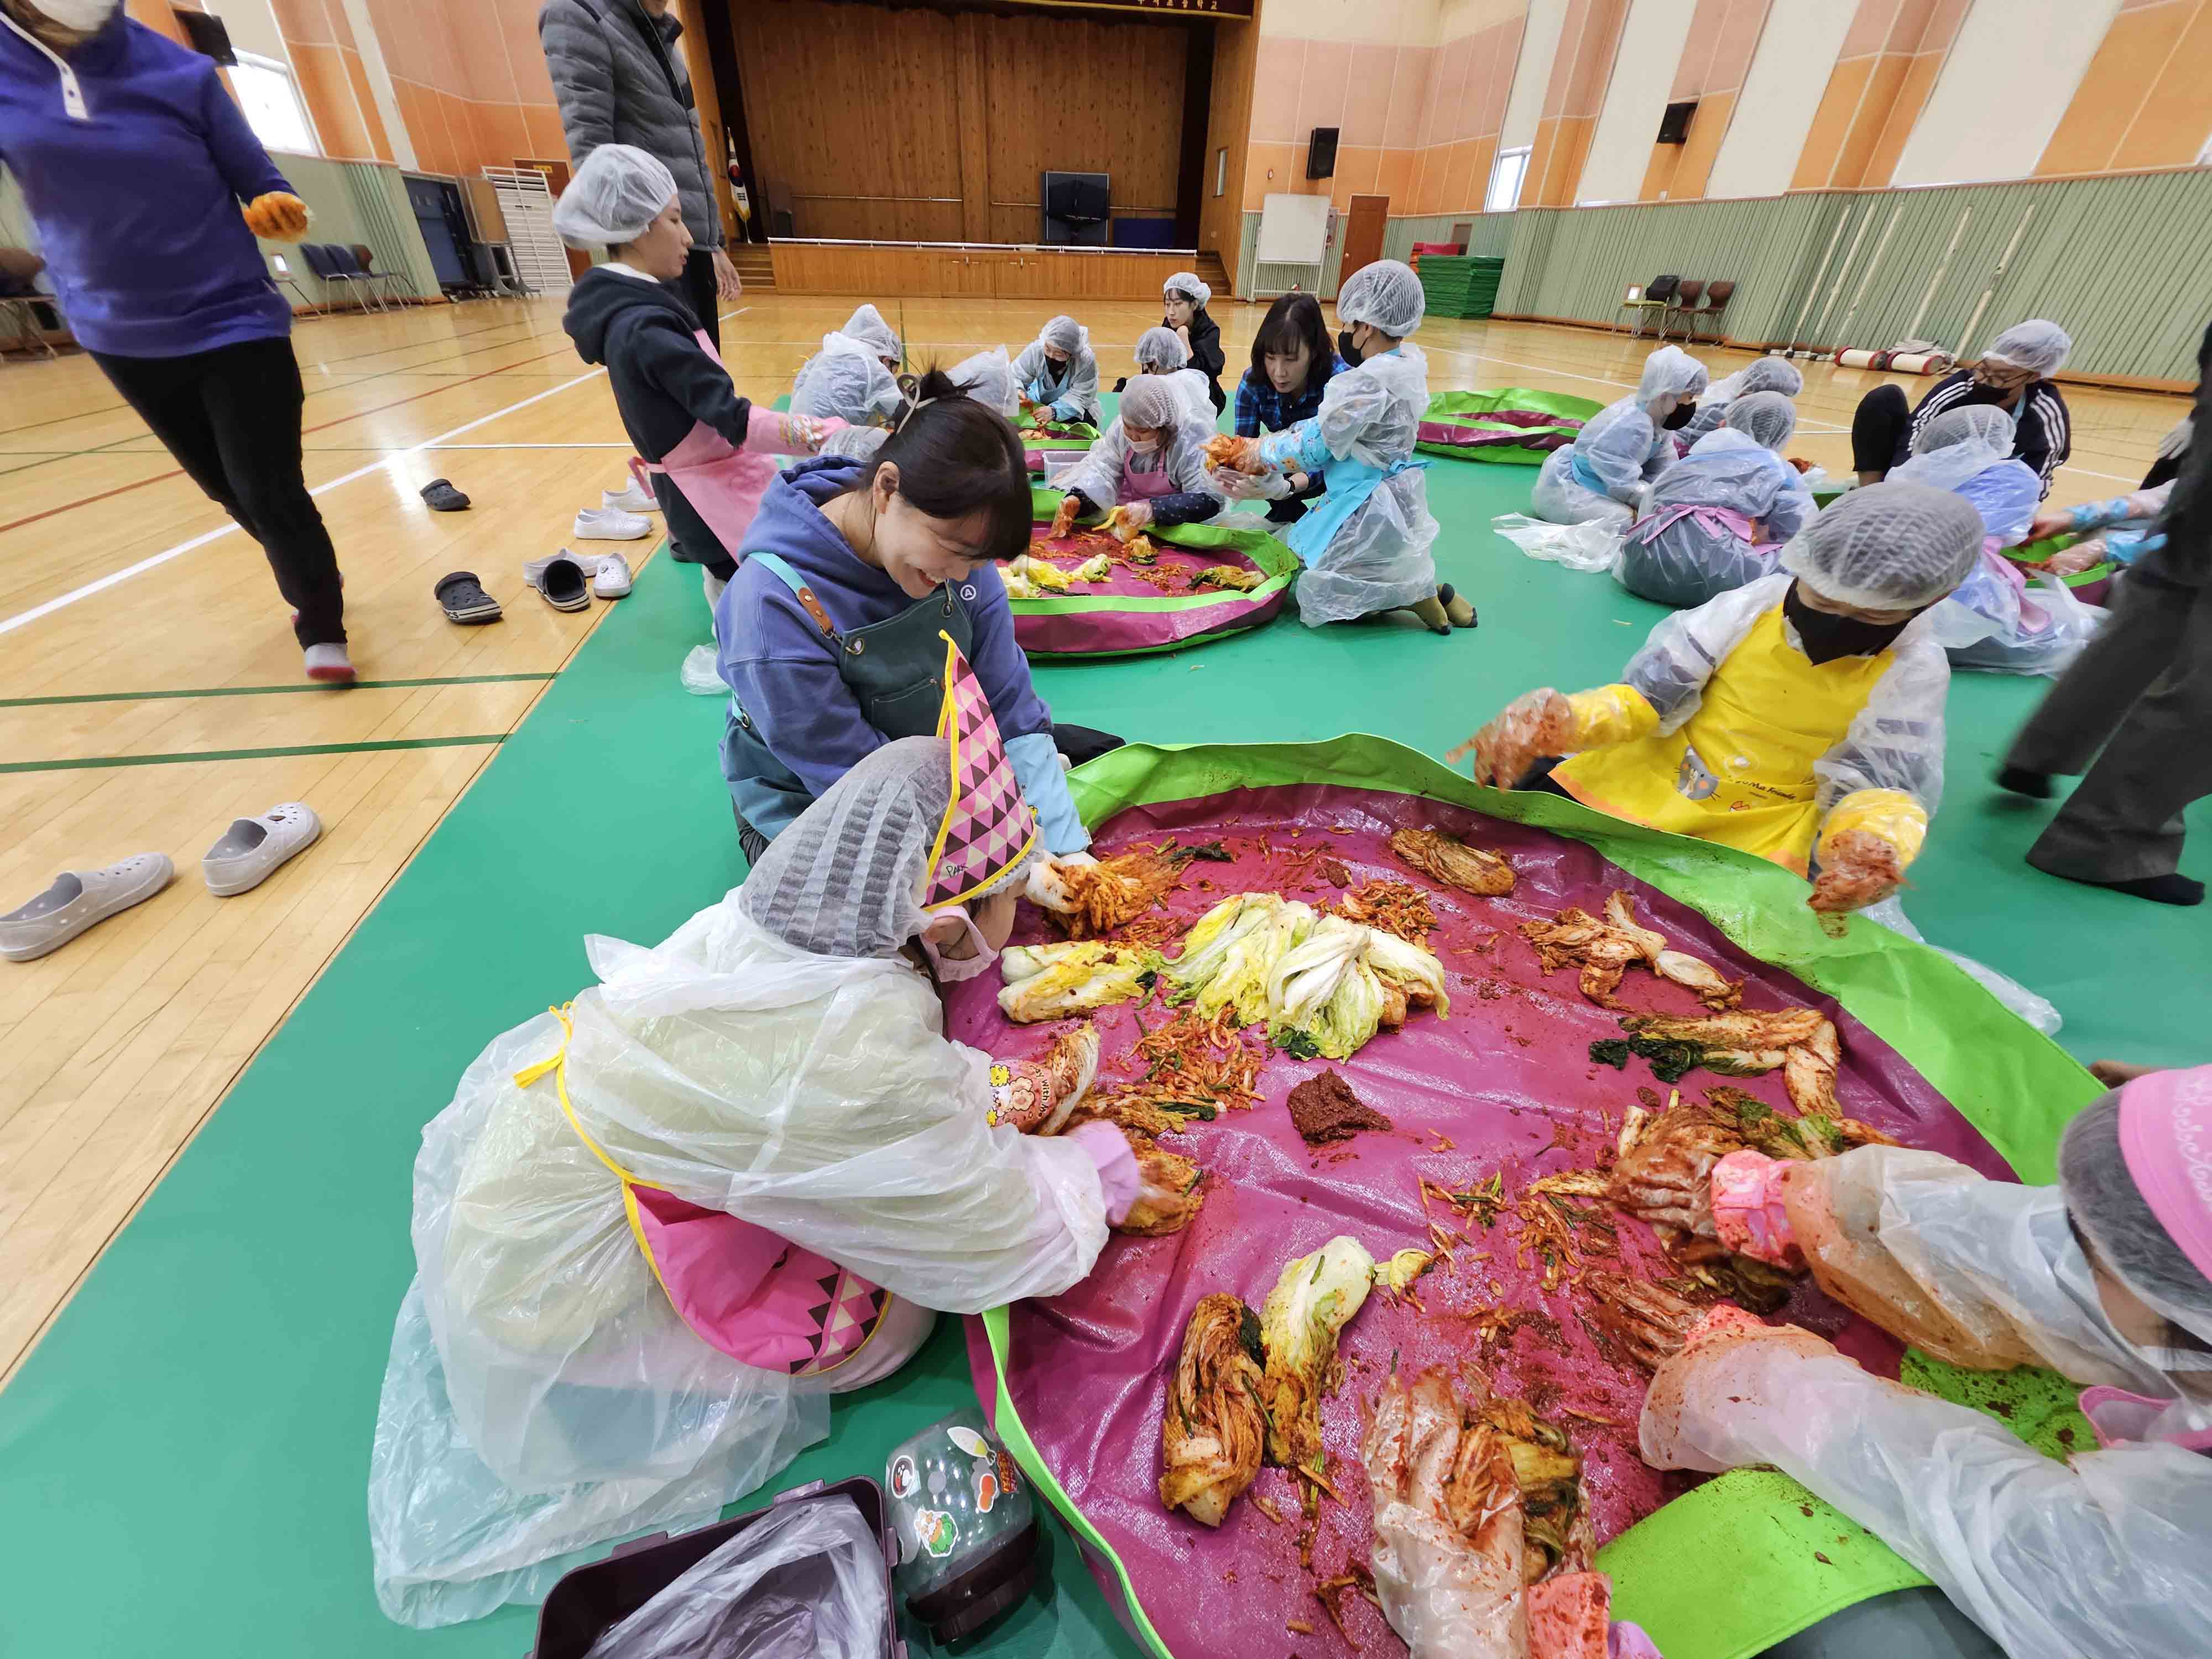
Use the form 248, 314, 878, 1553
91, 336, 345, 647
1850, 382, 1911, 477
675, 247, 721, 352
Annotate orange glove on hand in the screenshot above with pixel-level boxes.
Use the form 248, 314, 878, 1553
242, 192, 311, 242
1049, 495, 1081, 539
1449, 689, 1574, 787
1203, 433, 1266, 475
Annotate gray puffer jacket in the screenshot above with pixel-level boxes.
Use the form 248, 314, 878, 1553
539, 0, 722, 247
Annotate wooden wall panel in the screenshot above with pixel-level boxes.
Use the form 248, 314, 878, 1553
730, 0, 966, 243
770, 241, 1195, 299
1198, 14, 1258, 280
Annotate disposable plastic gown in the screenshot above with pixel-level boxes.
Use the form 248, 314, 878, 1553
1621, 571, 1952, 822
1645, 1145, 2212, 1659
791, 334, 902, 425
369, 898, 1111, 1625
1614, 430, 1815, 608
1532, 395, 1669, 526
1680, 358, 1803, 442
1013, 336, 1102, 425
1282, 345, 1439, 625
949, 345, 1018, 418
1054, 414, 1221, 514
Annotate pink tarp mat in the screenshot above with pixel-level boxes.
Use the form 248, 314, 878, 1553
1009, 523, 1299, 658
946, 780, 2011, 1658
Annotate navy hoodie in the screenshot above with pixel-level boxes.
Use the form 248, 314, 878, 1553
563, 263, 759, 570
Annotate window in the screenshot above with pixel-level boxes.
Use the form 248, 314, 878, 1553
1486, 146, 1529, 214
228, 51, 317, 156
1215, 147, 1227, 199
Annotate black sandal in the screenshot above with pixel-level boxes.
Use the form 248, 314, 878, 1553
435, 570, 502, 624
420, 478, 471, 512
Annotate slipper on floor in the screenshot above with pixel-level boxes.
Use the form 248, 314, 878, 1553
534, 554, 590, 612
435, 570, 502, 624
1, 853, 173, 962
420, 479, 470, 512
593, 552, 633, 599
203, 803, 322, 897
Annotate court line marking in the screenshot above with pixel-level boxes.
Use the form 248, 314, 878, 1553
0, 366, 607, 637
0, 672, 556, 708
0, 732, 507, 774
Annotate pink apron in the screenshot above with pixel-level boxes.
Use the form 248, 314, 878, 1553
1118, 443, 1178, 505
2077, 1385, 2212, 1453
516, 1006, 894, 1379
633, 330, 821, 566
1630, 502, 1759, 545
1979, 543, 2053, 632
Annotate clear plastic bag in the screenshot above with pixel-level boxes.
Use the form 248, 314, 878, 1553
1490, 512, 1624, 573
680, 644, 723, 696
1946, 570, 2105, 677
583, 1497, 888, 1658
1858, 894, 2060, 1035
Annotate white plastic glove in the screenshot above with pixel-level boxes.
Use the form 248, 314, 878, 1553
2157, 414, 2192, 461
1361, 1369, 1526, 1659
1208, 465, 1290, 500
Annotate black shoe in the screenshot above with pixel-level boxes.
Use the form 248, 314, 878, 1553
420, 478, 471, 511
534, 555, 589, 612
1439, 583, 1477, 628
2043, 869, 2205, 906
434, 570, 502, 624
1996, 765, 2052, 799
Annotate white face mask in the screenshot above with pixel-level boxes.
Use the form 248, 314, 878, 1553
919, 906, 996, 983
27, 0, 118, 30
1127, 434, 1160, 456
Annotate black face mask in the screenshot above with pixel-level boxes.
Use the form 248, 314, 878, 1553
1337, 327, 1363, 368
1784, 582, 1917, 665
1662, 401, 1698, 430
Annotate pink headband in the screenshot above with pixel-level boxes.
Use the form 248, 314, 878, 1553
2117, 1065, 2212, 1285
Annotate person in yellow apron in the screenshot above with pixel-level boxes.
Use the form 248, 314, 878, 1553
1458, 482, 1985, 911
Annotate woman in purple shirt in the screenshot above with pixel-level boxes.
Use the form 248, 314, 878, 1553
0, 0, 354, 681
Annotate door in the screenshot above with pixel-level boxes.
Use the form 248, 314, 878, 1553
1340, 195, 1389, 288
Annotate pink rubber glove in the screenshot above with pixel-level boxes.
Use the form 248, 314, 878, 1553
740, 411, 836, 456
1068, 1120, 1141, 1224
1709, 1150, 1800, 1269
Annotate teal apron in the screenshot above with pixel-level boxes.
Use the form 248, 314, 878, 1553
1284, 452, 1428, 567
721, 552, 974, 839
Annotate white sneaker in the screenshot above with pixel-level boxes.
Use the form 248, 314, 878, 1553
572, 506, 652, 541
304, 642, 354, 684
593, 553, 633, 599
525, 548, 601, 585
1, 853, 173, 961
202, 802, 321, 897
603, 481, 658, 513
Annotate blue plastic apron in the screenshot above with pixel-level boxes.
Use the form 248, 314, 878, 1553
1568, 449, 1611, 497
1284, 452, 1428, 567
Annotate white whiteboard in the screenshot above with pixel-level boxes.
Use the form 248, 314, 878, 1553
1256, 194, 1331, 267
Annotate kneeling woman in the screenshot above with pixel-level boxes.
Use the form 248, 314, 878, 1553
1615, 391, 1814, 608
1228, 293, 1344, 525
1047, 374, 1222, 539
1463, 483, 1984, 910
716, 374, 1099, 863
1532, 346, 1712, 528
372, 739, 1166, 1619
1211, 261, 1467, 634
1013, 315, 1102, 427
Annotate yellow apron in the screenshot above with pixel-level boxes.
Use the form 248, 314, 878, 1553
1552, 603, 1895, 874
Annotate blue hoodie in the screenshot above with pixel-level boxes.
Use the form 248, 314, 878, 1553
716, 456, 1088, 853
0, 12, 292, 357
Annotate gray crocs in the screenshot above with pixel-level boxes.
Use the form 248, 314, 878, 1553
1, 853, 174, 962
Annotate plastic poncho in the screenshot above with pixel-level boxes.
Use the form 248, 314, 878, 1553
1013, 327, 1101, 425
791, 332, 903, 425
1053, 411, 1220, 514
1680, 357, 1803, 442
1532, 394, 1672, 526
949, 345, 1018, 418
1614, 429, 1815, 608
835, 304, 901, 365
1621, 570, 1953, 821
1645, 1141, 2212, 1659
1267, 344, 1439, 625
369, 741, 1112, 1626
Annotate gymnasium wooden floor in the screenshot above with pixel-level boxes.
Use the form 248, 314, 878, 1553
0, 291, 2185, 1385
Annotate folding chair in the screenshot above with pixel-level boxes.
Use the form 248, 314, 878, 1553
1662, 278, 1705, 340
1690, 280, 1734, 342
267, 252, 317, 315
322, 244, 385, 312
1616, 274, 1678, 338
0, 294, 58, 359
350, 244, 411, 307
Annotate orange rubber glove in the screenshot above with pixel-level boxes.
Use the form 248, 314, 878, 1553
242, 192, 310, 242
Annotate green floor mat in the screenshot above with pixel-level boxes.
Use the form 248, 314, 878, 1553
3, 447, 2205, 1656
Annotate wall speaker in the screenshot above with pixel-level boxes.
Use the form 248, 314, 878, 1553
1656, 101, 1697, 145
1306, 127, 1339, 181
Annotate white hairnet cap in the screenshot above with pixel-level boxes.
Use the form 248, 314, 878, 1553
948, 346, 1017, 416
1118, 375, 1181, 431
1736, 357, 1804, 398
738, 737, 1010, 958
840, 304, 901, 363
1724, 390, 1797, 450
1638, 345, 1709, 404
1914, 404, 2014, 456
1983, 319, 2071, 376
820, 424, 889, 462
2060, 1086, 2212, 1347
1040, 315, 1088, 355
792, 345, 893, 423
1134, 326, 1188, 374
1164, 272, 1211, 308
1337, 259, 1425, 337
1779, 480, 1983, 611
551, 143, 677, 248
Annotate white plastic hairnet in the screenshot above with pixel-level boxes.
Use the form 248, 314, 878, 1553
1134, 325, 1188, 373
1164, 272, 1211, 309
1531, 394, 1670, 524
837, 304, 900, 363
1040, 315, 1088, 356
1779, 479, 1983, 611
819, 424, 888, 462
1682, 357, 1803, 441
1619, 570, 1954, 818
1724, 390, 1797, 450
2063, 1088, 2212, 1349
1615, 430, 1812, 608
1637, 345, 1709, 405
1917, 403, 2016, 457
1117, 374, 1181, 432
948, 345, 1017, 417
550, 143, 677, 247
1335, 259, 1425, 338
1983, 319, 2072, 376
792, 336, 904, 424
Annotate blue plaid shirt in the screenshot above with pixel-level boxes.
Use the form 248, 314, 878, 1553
1233, 357, 1348, 436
